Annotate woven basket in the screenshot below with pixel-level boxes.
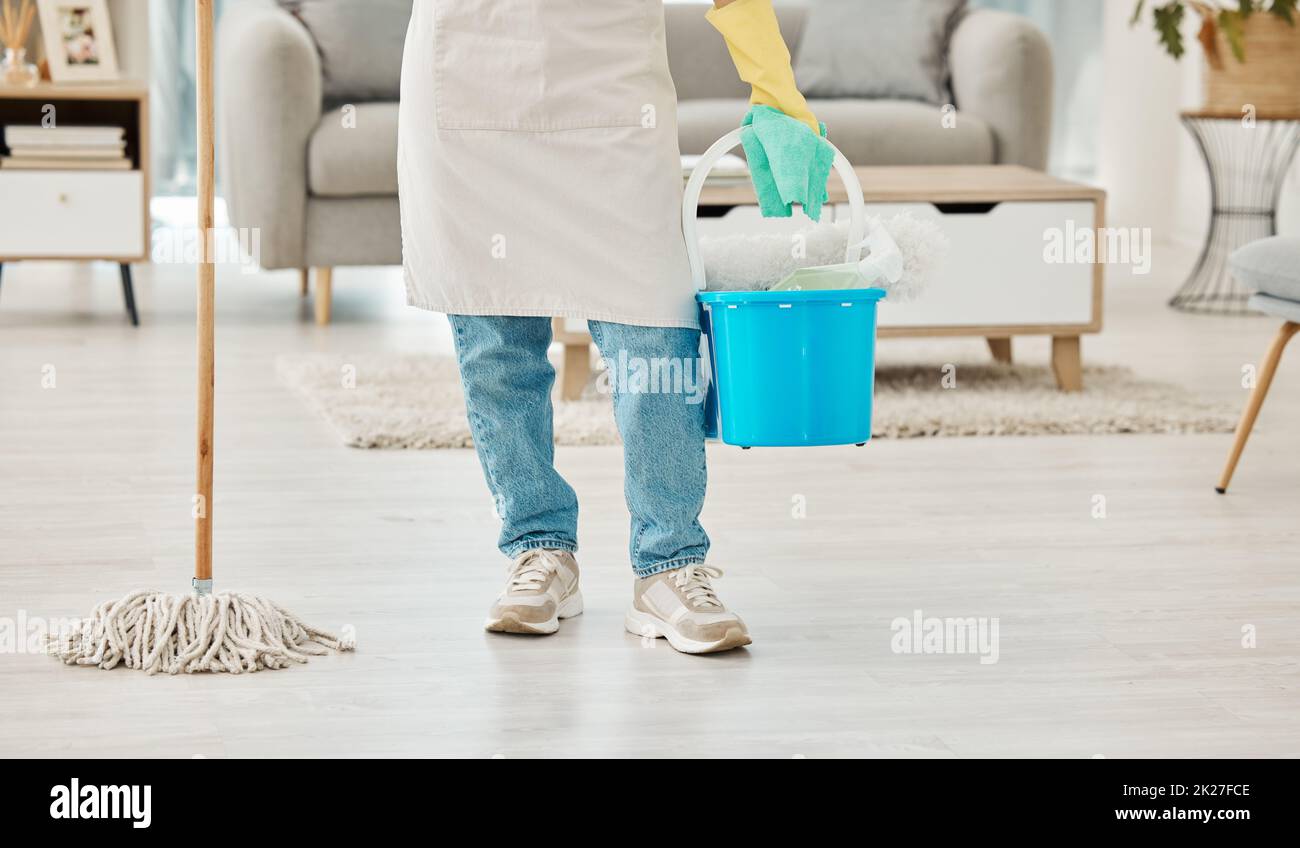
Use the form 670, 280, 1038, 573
1204, 14, 1300, 117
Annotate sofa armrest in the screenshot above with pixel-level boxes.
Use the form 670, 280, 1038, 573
948, 8, 1053, 170
218, 0, 322, 270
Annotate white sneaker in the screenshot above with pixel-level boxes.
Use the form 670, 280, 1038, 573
625, 565, 751, 654
485, 549, 582, 635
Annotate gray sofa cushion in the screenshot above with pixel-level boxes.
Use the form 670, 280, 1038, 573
1230, 236, 1300, 302
678, 98, 994, 165
795, 0, 967, 104
312, 96, 995, 198
279, 0, 412, 102
309, 103, 399, 196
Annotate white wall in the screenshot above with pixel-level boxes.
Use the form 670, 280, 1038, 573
109, 0, 151, 81
1098, 0, 1199, 243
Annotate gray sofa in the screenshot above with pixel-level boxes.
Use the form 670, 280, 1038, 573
219, 0, 1052, 323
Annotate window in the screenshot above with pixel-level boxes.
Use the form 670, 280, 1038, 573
971, 0, 1102, 179
150, 0, 229, 196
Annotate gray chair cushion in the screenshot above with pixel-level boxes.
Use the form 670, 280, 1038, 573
309, 103, 398, 197
678, 98, 995, 165
1249, 293, 1300, 323
794, 0, 968, 104
279, 0, 412, 102
1230, 236, 1300, 301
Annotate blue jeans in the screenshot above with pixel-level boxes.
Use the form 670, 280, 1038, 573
448, 315, 710, 578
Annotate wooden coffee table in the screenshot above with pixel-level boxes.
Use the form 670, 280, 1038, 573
556, 165, 1106, 399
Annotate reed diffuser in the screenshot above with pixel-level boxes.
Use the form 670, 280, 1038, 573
0, 0, 39, 88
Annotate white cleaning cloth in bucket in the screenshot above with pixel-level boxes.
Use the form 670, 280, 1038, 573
699, 214, 948, 301
771, 219, 905, 291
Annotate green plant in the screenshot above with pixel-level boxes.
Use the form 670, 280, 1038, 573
1132, 0, 1297, 64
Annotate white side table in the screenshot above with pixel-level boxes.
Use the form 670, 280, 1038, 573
0, 82, 150, 325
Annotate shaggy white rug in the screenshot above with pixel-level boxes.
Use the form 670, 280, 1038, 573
277, 353, 1238, 449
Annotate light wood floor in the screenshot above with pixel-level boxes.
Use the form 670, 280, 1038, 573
1, 244, 1297, 758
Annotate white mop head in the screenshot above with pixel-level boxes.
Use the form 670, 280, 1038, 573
700, 213, 949, 301
48, 590, 354, 675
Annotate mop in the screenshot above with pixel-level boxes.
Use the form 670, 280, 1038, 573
47, 0, 353, 674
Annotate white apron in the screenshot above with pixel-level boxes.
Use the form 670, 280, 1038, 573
398, 0, 697, 329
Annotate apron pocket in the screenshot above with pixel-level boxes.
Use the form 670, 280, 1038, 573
433, 30, 549, 130
434, 0, 655, 132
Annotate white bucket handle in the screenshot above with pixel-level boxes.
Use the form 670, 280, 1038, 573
682, 128, 868, 292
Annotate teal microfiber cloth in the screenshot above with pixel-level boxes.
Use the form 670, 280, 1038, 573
739, 105, 834, 221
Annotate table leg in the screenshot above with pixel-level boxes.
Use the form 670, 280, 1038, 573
987, 337, 1012, 364
120, 263, 139, 326
1051, 335, 1082, 392
560, 342, 591, 401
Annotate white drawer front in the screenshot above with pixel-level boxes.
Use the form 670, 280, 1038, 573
855, 201, 1097, 329
0, 171, 144, 258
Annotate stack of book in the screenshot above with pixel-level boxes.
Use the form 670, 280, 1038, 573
1, 125, 130, 171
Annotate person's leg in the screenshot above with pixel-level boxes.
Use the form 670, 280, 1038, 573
588, 320, 747, 653
448, 314, 579, 558
586, 320, 710, 576
588, 320, 749, 653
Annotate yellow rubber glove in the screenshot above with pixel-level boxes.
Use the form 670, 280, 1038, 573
706, 0, 819, 135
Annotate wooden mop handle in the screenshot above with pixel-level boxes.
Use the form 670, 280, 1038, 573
195, 0, 215, 589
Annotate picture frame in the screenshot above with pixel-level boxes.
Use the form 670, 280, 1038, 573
36, 0, 118, 82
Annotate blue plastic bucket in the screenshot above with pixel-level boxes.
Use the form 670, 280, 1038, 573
683, 128, 884, 448
697, 287, 886, 447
